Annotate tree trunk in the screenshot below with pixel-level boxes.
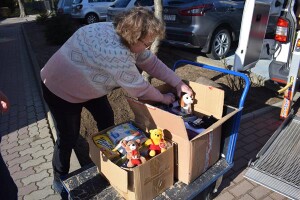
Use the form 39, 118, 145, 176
151, 0, 163, 55
18, 0, 26, 18
142, 0, 163, 82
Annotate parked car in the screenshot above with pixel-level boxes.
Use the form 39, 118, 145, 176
162, 0, 245, 59
57, 0, 73, 15
71, 0, 115, 24
106, 0, 154, 22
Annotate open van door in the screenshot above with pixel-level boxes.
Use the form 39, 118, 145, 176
233, 0, 298, 83
233, 0, 274, 71
233, 0, 286, 72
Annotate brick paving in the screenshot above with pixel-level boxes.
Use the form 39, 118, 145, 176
0, 17, 60, 200
214, 107, 289, 200
0, 17, 292, 200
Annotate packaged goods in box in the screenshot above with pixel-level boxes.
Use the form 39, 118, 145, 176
88, 121, 174, 200
126, 81, 240, 184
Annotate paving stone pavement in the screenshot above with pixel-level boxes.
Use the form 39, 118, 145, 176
0, 16, 292, 200
0, 17, 61, 200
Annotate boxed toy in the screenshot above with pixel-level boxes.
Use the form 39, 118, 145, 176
88, 121, 174, 200
126, 81, 240, 184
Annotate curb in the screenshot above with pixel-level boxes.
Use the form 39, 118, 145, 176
241, 101, 282, 122
241, 92, 300, 122
21, 24, 57, 141
21, 22, 81, 171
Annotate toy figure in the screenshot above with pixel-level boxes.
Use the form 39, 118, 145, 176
122, 139, 146, 168
145, 129, 167, 157
112, 130, 147, 155
180, 93, 193, 114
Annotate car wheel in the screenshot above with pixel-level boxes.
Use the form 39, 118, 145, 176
85, 13, 99, 24
206, 28, 231, 60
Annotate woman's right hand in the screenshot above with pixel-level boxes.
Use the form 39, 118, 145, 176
161, 93, 176, 105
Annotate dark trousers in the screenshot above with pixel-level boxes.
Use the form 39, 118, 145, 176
0, 137, 18, 200
41, 84, 114, 179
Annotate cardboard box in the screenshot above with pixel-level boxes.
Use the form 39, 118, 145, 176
88, 122, 174, 200
126, 81, 240, 184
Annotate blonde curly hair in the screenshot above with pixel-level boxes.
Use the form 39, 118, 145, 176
114, 7, 165, 47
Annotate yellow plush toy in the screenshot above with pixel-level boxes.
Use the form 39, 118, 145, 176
145, 129, 167, 157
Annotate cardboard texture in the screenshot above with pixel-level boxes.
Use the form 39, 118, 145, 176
126, 81, 239, 184
88, 123, 174, 200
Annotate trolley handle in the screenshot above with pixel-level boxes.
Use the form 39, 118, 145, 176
173, 60, 250, 109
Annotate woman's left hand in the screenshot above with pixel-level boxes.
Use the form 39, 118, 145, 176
175, 81, 193, 97
0, 91, 10, 113
161, 93, 176, 105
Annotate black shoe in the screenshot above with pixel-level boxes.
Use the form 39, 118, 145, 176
53, 179, 69, 200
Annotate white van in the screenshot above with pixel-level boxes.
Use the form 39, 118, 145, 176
234, 0, 299, 85
233, 0, 300, 199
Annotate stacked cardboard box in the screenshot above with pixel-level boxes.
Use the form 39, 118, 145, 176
88, 122, 174, 200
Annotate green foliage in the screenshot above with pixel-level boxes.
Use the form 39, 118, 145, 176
44, 14, 80, 45
0, 0, 16, 13
9, 7, 19, 17
25, 2, 48, 14
10, 1, 50, 17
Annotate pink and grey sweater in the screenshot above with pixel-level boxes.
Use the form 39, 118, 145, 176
40, 22, 181, 103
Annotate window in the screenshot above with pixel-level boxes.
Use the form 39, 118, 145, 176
88, 0, 114, 2
134, 0, 154, 6
73, 0, 82, 4
113, 0, 131, 7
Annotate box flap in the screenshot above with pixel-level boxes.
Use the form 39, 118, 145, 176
100, 152, 128, 192
191, 107, 241, 141
153, 81, 224, 119
188, 82, 224, 119
126, 97, 189, 140
87, 135, 101, 171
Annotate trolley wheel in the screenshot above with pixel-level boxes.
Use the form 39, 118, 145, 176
193, 182, 216, 200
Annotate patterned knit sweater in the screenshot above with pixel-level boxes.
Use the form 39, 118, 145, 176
40, 22, 181, 103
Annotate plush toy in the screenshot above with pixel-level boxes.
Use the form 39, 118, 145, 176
145, 129, 167, 157
180, 93, 193, 114
112, 130, 147, 155
122, 139, 146, 168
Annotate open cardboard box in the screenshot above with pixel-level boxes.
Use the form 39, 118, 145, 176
88, 122, 174, 200
126, 81, 240, 184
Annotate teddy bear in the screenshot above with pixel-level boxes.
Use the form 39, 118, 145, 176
112, 130, 147, 155
144, 129, 167, 157
121, 139, 146, 168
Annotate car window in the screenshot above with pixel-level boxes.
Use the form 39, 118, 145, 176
73, 0, 82, 4
113, 0, 131, 7
163, 0, 198, 4
57, 0, 63, 7
63, 0, 73, 6
88, 0, 113, 2
134, 0, 154, 6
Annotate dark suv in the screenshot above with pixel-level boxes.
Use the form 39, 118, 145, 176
162, 0, 245, 59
